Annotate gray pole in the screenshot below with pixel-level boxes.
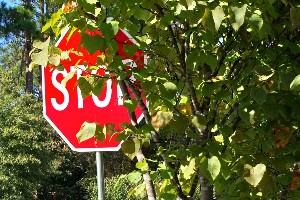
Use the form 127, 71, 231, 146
96, 151, 104, 200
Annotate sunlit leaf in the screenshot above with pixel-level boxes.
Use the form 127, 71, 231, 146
76, 121, 97, 143
61, 71, 76, 87
136, 159, 149, 171
208, 156, 221, 180
230, 4, 247, 31
124, 99, 138, 112
212, 6, 225, 31
151, 111, 173, 131
191, 115, 207, 131
244, 164, 266, 187
121, 138, 141, 160
290, 74, 300, 92
127, 171, 142, 184
180, 158, 195, 180
33, 37, 50, 50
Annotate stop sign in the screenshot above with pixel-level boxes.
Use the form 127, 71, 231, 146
42, 29, 145, 152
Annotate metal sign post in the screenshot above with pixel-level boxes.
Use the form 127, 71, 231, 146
96, 152, 104, 200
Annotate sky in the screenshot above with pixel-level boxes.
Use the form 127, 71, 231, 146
2, 0, 19, 7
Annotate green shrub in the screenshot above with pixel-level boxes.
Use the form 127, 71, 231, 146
81, 175, 147, 200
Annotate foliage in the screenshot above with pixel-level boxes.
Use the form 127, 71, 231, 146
35, 0, 300, 199
80, 175, 144, 200
0, 1, 37, 38
0, 35, 89, 199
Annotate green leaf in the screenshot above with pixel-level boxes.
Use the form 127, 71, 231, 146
212, 6, 225, 31
42, 9, 62, 32
244, 163, 266, 187
76, 122, 97, 143
249, 13, 263, 31
92, 78, 106, 96
180, 158, 196, 180
251, 87, 266, 105
31, 50, 48, 66
161, 13, 174, 26
134, 9, 151, 21
136, 159, 149, 171
127, 171, 142, 184
121, 138, 141, 160
191, 115, 207, 131
33, 37, 50, 50
230, 4, 247, 31
86, 0, 97, 4
186, 52, 200, 70
169, 113, 189, 134
290, 74, 300, 92
101, 0, 113, 6
277, 173, 291, 186
48, 54, 61, 66
208, 156, 221, 180
202, 8, 216, 32
124, 44, 139, 57
290, 7, 300, 30
100, 21, 119, 40
159, 193, 176, 200
42, 20, 52, 33
160, 169, 174, 179
78, 77, 93, 98
81, 34, 107, 54
72, 18, 87, 30
258, 173, 275, 196
103, 123, 115, 137
124, 100, 138, 112
162, 81, 177, 99
94, 125, 105, 142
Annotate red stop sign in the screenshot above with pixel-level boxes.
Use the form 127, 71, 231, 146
43, 29, 145, 152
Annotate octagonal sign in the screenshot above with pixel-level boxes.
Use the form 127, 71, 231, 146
43, 29, 145, 152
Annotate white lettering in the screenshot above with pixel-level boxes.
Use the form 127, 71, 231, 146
76, 67, 84, 109
92, 78, 112, 108
67, 64, 133, 109
51, 69, 69, 111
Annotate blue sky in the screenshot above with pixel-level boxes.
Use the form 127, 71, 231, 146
2, 0, 19, 7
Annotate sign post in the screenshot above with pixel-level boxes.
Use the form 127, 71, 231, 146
42, 29, 146, 199
96, 152, 104, 200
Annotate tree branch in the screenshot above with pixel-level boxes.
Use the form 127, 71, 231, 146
119, 80, 156, 200
220, 102, 239, 127
124, 79, 188, 200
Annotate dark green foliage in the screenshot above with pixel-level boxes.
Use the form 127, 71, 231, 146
0, 2, 37, 38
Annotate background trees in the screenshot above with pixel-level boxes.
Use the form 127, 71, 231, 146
0, 1, 90, 199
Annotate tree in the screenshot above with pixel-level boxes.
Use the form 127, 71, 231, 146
0, 4, 89, 197
34, 0, 300, 199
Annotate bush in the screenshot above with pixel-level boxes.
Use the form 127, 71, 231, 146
81, 175, 147, 200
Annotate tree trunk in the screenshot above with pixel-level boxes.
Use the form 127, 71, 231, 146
25, 33, 33, 94
23, 0, 33, 94
199, 172, 213, 200
136, 150, 156, 200
38, 0, 45, 100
